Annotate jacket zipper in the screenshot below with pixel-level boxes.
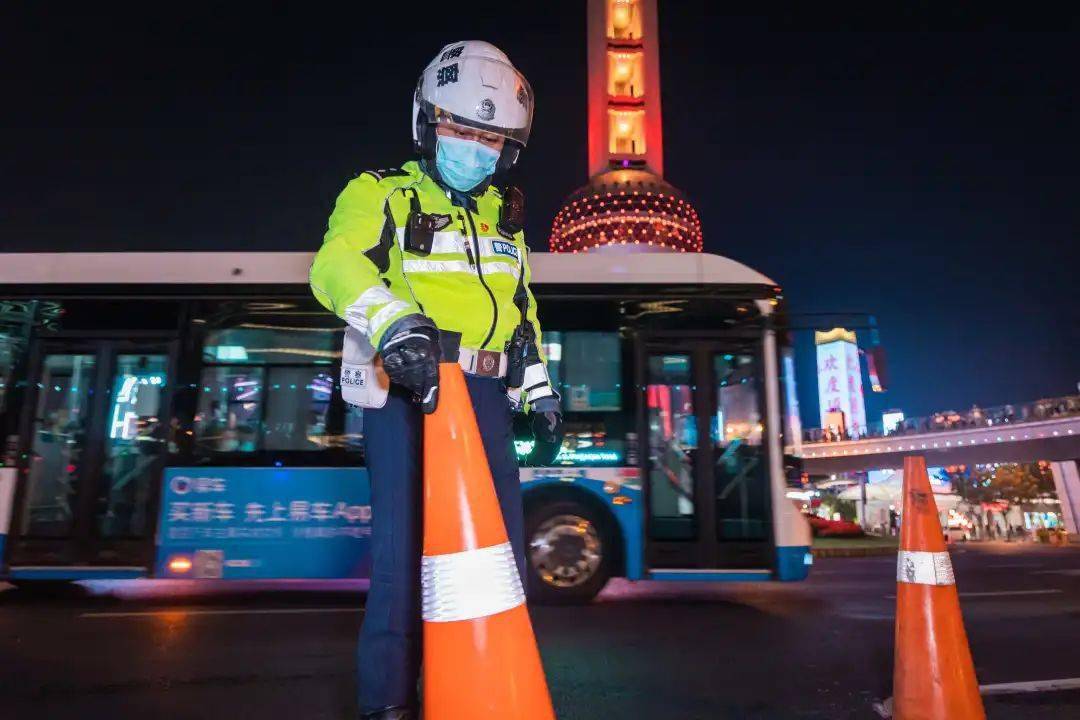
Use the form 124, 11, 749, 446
464, 209, 499, 349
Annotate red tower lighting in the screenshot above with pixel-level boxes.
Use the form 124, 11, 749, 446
549, 0, 703, 254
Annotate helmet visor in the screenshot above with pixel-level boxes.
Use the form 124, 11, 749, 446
417, 56, 534, 147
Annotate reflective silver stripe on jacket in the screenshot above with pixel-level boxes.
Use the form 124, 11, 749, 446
344, 285, 412, 339
395, 229, 522, 262
401, 258, 519, 278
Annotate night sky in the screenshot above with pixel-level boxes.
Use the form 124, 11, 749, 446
3, 5, 1078, 426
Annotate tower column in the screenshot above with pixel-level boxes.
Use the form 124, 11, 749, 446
551, 0, 702, 254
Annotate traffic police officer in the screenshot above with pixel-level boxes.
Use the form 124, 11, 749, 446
310, 41, 562, 720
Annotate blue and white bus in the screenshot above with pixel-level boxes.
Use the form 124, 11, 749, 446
0, 251, 811, 602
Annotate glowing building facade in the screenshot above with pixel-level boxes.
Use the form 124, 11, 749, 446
815, 328, 867, 438
549, 0, 702, 254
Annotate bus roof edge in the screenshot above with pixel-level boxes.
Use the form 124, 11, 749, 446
0, 251, 776, 287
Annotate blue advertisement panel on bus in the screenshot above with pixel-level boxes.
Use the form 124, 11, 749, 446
156, 467, 372, 580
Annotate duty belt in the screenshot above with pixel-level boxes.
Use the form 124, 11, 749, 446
457, 347, 507, 378
437, 330, 507, 379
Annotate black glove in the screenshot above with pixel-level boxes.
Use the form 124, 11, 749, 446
379, 315, 441, 414
529, 397, 564, 466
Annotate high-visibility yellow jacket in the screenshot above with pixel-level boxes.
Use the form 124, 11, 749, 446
311, 160, 544, 359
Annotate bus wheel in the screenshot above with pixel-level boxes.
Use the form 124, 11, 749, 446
526, 500, 612, 605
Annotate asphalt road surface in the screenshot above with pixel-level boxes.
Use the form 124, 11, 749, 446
2, 543, 1078, 719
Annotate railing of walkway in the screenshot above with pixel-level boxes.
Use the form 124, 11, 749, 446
804, 395, 1080, 444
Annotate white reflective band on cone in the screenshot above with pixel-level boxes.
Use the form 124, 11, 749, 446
896, 550, 955, 586
421, 542, 525, 622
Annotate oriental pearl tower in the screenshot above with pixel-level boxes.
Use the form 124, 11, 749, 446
549, 0, 702, 254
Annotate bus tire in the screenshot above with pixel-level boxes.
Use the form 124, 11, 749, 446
525, 499, 613, 605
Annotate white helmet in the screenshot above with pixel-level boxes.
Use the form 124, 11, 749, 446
412, 41, 534, 172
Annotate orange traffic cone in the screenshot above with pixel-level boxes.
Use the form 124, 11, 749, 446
892, 456, 985, 719
421, 362, 556, 720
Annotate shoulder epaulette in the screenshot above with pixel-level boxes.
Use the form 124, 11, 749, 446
360, 167, 410, 182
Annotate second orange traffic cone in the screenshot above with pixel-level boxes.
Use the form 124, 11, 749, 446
421, 362, 556, 720
892, 456, 985, 720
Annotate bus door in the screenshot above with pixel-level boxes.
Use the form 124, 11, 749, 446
8, 337, 174, 570
642, 339, 772, 571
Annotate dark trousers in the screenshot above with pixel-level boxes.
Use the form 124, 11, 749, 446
358, 375, 526, 714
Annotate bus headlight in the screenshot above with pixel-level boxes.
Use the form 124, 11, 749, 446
169, 556, 193, 573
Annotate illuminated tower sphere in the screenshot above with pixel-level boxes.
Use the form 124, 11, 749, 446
549, 0, 703, 254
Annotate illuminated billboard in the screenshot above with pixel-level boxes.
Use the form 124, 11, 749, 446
815, 328, 867, 437
882, 410, 905, 435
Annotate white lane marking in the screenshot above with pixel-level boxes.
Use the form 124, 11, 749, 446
986, 563, 1044, 569
884, 588, 1063, 599
1032, 568, 1080, 576
874, 677, 1080, 718
81, 607, 364, 619
979, 677, 1080, 695
957, 589, 1063, 598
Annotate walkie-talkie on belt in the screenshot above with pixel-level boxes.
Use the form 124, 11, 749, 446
505, 321, 534, 389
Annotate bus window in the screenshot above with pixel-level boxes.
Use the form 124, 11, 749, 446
261, 367, 335, 451
195, 367, 264, 452
555, 332, 622, 412
201, 323, 340, 365
646, 353, 697, 540
781, 346, 802, 459
527, 330, 629, 466
0, 300, 38, 439
0, 328, 15, 415
712, 353, 769, 541
195, 320, 343, 453
23, 353, 96, 537
344, 404, 364, 452
98, 354, 168, 537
